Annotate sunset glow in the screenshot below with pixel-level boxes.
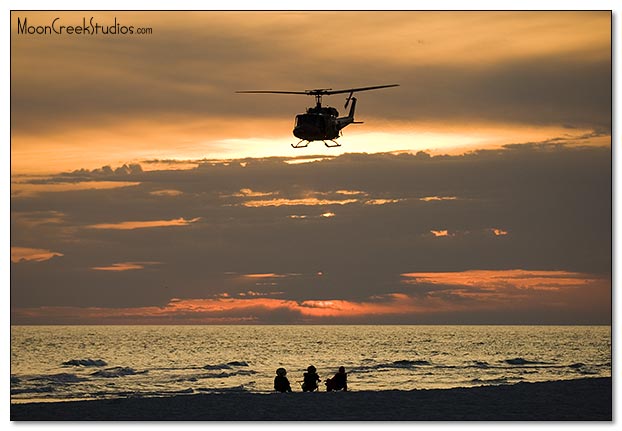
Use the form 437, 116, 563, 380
11, 247, 63, 263
11, 268, 610, 324
242, 198, 357, 208
91, 262, 161, 271
11, 181, 141, 197
401, 269, 600, 291
87, 217, 201, 230
241, 273, 290, 279
10, 11, 611, 325
10, 11, 610, 174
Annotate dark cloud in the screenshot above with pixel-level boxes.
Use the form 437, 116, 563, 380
388, 56, 611, 129
11, 143, 611, 324
11, 12, 611, 134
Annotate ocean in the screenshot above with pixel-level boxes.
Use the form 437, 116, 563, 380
10, 325, 611, 404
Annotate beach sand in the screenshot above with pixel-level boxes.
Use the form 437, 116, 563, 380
11, 377, 611, 421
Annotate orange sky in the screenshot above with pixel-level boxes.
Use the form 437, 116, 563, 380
9, 11, 612, 324
10, 11, 611, 174
10, 269, 610, 324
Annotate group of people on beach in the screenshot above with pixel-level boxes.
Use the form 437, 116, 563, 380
274, 365, 348, 393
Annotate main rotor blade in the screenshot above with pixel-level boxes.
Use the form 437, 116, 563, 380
235, 90, 308, 95
323, 84, 400, 95
236, 84, 399, 96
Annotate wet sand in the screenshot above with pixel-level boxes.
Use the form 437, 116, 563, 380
11, 377, 612, 421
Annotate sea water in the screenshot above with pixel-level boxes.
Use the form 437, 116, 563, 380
10, 325, 611, 403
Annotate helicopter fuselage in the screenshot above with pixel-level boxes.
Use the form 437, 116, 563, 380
293, 98, 357, 143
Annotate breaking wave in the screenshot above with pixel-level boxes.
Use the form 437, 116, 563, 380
11, 386, 56, 395
471, 361, 491, 368
32, 373, 88, 383
62, 359, 108, 367
470, 377, 514, 385
91, 367, 147, 378
503, 357, 552, 366
353, 359, 432, 373
203, 361, 250, 371
183, 370, 258, 381
197, 384, 251, 393
393, 360, 431, 367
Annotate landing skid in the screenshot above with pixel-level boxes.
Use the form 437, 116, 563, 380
291, 139, 341, 148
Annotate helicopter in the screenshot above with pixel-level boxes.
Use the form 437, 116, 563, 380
236, 84, 399, 148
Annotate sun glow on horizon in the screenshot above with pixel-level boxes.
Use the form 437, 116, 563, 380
10, 120, 609, 176
10, 268, 610, 324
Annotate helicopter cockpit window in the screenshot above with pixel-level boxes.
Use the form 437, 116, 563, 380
296, 114, 322, 128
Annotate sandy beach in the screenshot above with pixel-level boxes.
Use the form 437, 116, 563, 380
11, 377, 611, 421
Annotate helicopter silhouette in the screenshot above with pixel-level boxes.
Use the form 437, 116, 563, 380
236, 84, 399, 148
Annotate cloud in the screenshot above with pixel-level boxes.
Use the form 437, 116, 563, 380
91, 261, 161, 271
9, 144, 611, 323
427, 228, 509, 238
9, 11, 612, 325
232, 189, 407, 208
238, 290, 284, 297
86, 217, 201, 230
10, 210, 65, 227
11, 181, 140, 197
232, 188, 275, 198
241, 197, 358, 207
10, 272, 610, 324
364, 199, 402, 205
8, 294, 448, 324
149, 189, 184, 197
11, 247, 63, 263
239, 273, 291, 279
401, 269, 599, 292
420, 196, 457, 202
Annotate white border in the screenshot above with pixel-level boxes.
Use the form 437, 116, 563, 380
3, 2, 619, 429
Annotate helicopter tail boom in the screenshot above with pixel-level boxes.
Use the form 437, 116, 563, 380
349, 96, 357, 118
335, 97, 357, 131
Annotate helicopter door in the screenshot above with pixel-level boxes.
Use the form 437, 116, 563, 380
296, 114, 317, 128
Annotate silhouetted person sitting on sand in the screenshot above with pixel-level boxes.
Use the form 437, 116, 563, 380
325, 366, 348, 392
302, 365, 320, 392
274, 367, 292, 393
